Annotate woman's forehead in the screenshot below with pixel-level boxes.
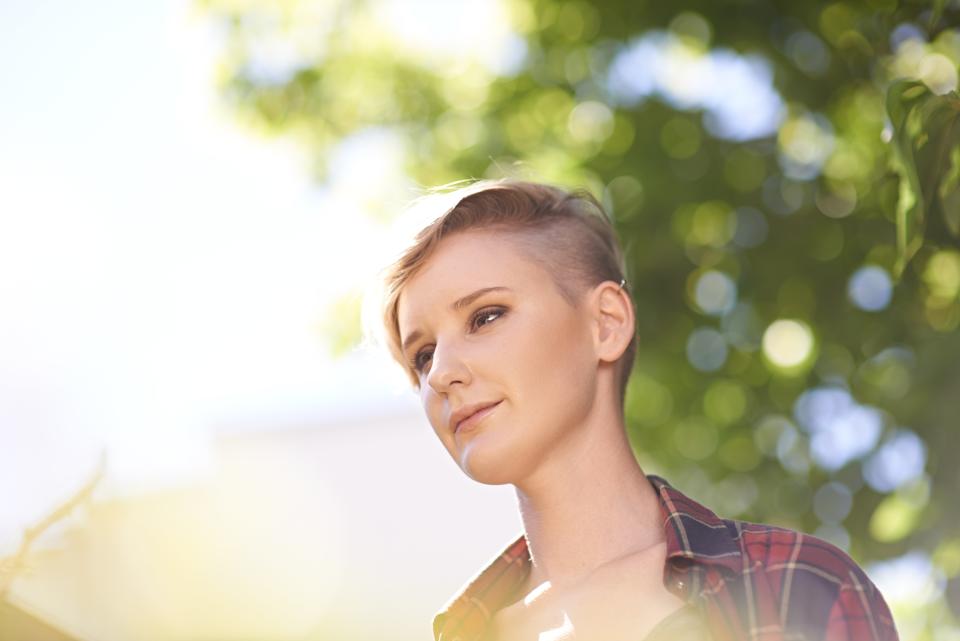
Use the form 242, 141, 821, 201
409, 231, 540, 290
396, 232, 548, 325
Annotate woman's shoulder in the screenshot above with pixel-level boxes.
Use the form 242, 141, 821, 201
650, 475, 898, 638
730, 518, 875, 589
652, 475, 875, 591
719, 518, 898, 639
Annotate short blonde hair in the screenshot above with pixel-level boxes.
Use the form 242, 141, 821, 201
372, 179, 637, 404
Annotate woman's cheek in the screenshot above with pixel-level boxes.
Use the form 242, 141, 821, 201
422, 392, 446, 440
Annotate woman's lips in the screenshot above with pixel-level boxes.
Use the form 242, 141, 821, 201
455, 401, 502, 434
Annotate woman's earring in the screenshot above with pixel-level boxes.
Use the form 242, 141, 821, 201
618, 278, 626, 291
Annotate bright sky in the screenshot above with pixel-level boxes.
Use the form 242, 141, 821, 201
0, 0, 417, 550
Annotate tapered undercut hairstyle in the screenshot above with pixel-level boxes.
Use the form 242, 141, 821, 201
372, 179, 637, 406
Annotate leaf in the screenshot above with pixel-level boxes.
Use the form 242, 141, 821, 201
885, 82, 960, 275
876, 171, 900, 222
939, 139, 960, 237
886, 80, 928, 131
916, 93, 960, 240
886, 81, 930, 276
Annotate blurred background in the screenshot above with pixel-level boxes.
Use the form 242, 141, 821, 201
1, 0, 959, 639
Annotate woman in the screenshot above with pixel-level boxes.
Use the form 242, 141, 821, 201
370, 180, 898, 641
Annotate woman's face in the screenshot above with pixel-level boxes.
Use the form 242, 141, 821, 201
396, 229, 601, 485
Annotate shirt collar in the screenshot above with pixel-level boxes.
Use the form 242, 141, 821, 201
647, 474, 743, 574
433, 474, 742, 641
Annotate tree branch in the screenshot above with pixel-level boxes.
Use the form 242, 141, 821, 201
0, 451, 106, 598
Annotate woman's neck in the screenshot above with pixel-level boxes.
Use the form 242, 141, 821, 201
513, 413, 664, 592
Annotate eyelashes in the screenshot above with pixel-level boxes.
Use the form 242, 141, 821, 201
410, 306, 507, 375
411, 349, 432, 374
470, 306, 506, 332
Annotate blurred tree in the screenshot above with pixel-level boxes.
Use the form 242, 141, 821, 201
198, 0, 960, 635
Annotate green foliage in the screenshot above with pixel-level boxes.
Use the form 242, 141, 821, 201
886, 80, 960, 275
200, 0, 960, 632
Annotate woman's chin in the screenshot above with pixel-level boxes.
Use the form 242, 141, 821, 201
458, 442, 523, 486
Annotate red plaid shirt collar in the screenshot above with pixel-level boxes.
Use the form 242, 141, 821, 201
652, 474, 743, 573
432, 474, 899, 641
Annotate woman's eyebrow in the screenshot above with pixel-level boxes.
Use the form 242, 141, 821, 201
451, 285, 512, 311
401, 286, 513, 352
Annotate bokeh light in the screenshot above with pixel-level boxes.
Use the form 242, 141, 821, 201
607, 31, 784, 140
689, 201, 736, 247
703, 379, 748, 425
686, 327, 728, 372
777, 111, 835, 180
870, 475, 929, 549
857, 346, 914, 399
567, 100, 614, 145
814, 523, 850, 551
732, 207, 768, 248
848, 265, 893, 311
863, 429, 928, 493
721, 303, 763, 351
813, 481, 854, 524
785, 30, 831, 77
692, 270, 737, 316
814, 181, 857, 218
793, 387, 883, 471
870, 550, 944, 606
923, 249, 960, 298
753, 414, 795, 458
775, 422, 811, 476
762, 319, 815, 371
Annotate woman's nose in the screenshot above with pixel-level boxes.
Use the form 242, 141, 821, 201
426, 340, 470, 393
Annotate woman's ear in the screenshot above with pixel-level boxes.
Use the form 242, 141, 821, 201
592, 280, 635, 364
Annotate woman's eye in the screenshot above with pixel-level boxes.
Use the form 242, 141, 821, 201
411, 308, 505, 375
471, 307, 505, 330
412, 349, 433, 374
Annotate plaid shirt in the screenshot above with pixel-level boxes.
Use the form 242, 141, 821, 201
433, 475, 898, 641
